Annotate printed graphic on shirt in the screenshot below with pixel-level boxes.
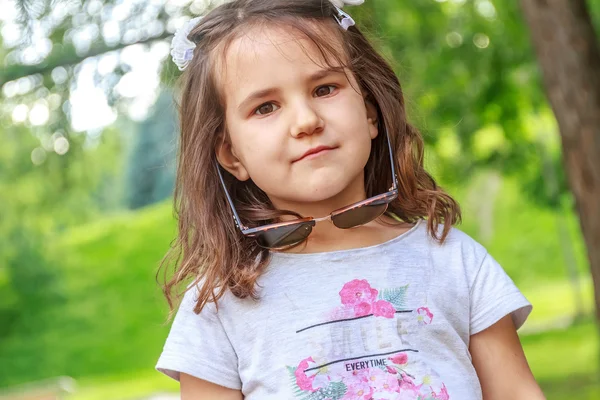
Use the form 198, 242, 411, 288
287, 279, 449, 400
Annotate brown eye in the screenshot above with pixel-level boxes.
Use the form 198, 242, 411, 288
255, 103, 279, 115
314, 85, 335, 97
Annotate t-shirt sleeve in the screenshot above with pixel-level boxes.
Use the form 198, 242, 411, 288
155, 287, 242, 390
469, 252, 532, 335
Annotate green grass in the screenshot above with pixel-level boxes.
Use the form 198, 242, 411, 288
65, 370, 178, 400
522, 279, 595, 328
0, 202, 177, 385
453, 174, 589, 286
523, 319, 600, 400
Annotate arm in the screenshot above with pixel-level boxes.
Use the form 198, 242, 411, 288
181, 373, 243, 400
469, 315, 546, 400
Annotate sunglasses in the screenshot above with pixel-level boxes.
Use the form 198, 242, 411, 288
216, 132, 399, 249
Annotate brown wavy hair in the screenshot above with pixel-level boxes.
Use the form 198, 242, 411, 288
159, 0, 461, 315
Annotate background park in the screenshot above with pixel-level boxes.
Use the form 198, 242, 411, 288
1, 0, 599, 398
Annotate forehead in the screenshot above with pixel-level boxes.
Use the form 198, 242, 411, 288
217, 23, 346, 104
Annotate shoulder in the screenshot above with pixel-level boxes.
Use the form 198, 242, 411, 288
420, 220, 488, 259
176, 281, 235, 319
412, 220, 490, 279
157, 283, 243, 389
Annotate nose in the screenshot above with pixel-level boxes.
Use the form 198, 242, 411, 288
290, 99, 324, 138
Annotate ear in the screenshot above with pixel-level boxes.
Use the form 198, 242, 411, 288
364, 96, 379, 140
215, 135, 250, 182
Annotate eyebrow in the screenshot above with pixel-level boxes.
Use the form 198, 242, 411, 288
237, 67, 346, 112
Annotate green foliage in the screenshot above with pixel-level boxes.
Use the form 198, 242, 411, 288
125, 90, 177, 210
0, 118, 123, 381
64, 370, 178, 400
1, 227, 65, 322
378, 285, 408, 310
304, 381, 347, 400
444, 172, 589, 285
0, 114, 125, 358
287, 366, 301, 394
522, 319, 600, 400
0, 227, 66, 378
0, 0, 578, 207
0, 202, 175, 386
362, 0, 572, 208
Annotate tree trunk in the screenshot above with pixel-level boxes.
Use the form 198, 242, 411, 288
520, 0, 600, 323
537, 140, 586, 320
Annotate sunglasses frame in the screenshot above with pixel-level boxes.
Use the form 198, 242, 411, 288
216, 129, 399, 247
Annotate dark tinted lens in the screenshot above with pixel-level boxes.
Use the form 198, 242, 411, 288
332, 201, 388, 229
256, 223, 313, 248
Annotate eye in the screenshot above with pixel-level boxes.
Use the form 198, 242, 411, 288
314, 85, 336, 97
254, 102, 280, 116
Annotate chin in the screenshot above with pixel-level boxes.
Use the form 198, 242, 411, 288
255, 165, 366, 206
293, 175, 359, 203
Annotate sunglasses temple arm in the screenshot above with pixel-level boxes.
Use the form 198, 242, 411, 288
385, 129, 398, 190
215, 161, 247, 231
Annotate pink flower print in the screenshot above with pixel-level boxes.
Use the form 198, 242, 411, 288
349, 367, 371, 380
389, 352, 408, 365
354, 301, 372, 317
340, 279, 378, 306
432, 384, 450, 400
398, 374, 422, 393
416, 307, 434, 325
386, 365, 397, 374
373, 371, 400, 393
363, 368, 394, 393
372, 300, 395, 318
342, 379, 373, 400
294, 357, 316, 392
331, 305, 356, 320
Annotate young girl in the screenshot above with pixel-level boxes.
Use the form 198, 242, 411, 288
156, 0, 546, 399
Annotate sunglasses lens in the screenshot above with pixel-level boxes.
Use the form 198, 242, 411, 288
256, 223, 313, 248
332, 200, 389, 229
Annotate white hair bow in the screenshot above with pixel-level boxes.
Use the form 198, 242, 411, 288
171, 0, 365, 71
170, 16, 203, 71
330, 0, 364, 30
329, 0, 365, 7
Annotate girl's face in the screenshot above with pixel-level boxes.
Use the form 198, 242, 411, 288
217, 24, 378, 215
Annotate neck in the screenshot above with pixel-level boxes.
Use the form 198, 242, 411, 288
271, 174, 367, 219
268, 172, 403, 253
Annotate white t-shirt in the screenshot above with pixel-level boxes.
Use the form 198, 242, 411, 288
156, 220, 531, 399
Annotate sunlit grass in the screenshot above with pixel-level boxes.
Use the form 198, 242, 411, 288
522, 279, 594, 327
65, 370, 178, 400
523, 319, 600, 400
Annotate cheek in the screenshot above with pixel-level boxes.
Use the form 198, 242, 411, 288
230, 126, 287, 176
350, 136, 374, 174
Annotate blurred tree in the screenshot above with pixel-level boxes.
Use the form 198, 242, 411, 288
125, 89, 177, 209
520, 0, 600, 324
2, 0, 556, 188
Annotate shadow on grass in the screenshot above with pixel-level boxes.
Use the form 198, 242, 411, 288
521, 317, 599, 400
539, 372, 600, 400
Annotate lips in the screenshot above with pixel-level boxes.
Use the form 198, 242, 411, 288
294, 145, 336, 162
